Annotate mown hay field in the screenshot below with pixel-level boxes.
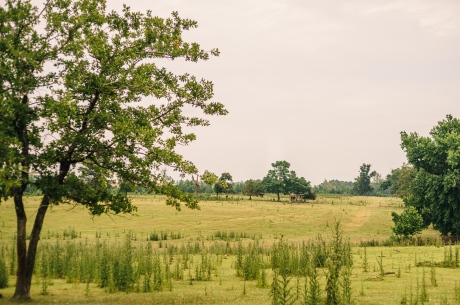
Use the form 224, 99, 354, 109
0, 195, 458, 305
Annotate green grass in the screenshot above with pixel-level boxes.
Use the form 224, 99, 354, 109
0, 195, 457, 304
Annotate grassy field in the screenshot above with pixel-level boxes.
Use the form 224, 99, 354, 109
0, 195, 458, 304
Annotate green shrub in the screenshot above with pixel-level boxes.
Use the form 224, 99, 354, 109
391, 207, 424, 239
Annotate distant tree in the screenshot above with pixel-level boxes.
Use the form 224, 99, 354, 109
176, 180, 196, 194
199, 181, 214, 194
213, 182, 222, 198
353, 164, 377, 196
201, 170, 218, 196
395, 165, 417, 199
214, 172, 233, 199
380, 168, 401, 195
242, 179, 262, 200
401, 115, 460, 236
380, 164, 417, 198
232, 181, 244, 194
261, 161, 315, 201
119, 178, 137, 195
287, 175, 316, 200
369, 171, 384, 195
391, 207, 424, 239
191, 175, 200, 196
314, 180, 353, 195
261, 161, 291, 201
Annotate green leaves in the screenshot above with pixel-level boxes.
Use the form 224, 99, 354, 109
242, 179, 262, 200
1, 0, 226, 211
391, 207, 424, 239
261, 161, 315, 201
353, 164, 374, 196
401, 115, 460, 235
201, 170, 218, 187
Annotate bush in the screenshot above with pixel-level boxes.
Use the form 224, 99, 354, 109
391, 206, 424, 239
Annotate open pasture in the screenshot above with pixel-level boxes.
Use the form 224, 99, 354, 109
0, 195, 458, 304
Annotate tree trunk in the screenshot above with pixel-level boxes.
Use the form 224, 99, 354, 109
277, 193, 280, 201
12, 194, 29, 300
12, 194, 51, 300
25, 194, 51, 290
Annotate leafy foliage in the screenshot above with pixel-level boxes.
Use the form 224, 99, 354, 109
401, 115, 460, 236
0, 0, 226, 298
353, 164, 377, 196
261, 161, 291, 201
314, 179, 354, 195
261, 161, 315, 201
391, 207, 425, 239
380, 165, 417, 198
201, 170, 218, 187
214, 172, 233, 198
242, 179, 262, 200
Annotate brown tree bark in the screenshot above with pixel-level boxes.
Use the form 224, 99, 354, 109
12, 194, 51, 300
12, 162, 69, 300
25, 194, 51, 291
12, 193, 29, 300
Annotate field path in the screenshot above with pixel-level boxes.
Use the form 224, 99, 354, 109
347, 207, 373, 229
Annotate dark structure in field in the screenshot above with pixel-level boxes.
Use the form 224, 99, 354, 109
289, 193, 312, 203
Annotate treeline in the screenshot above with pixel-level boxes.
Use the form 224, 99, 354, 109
175, 162, 418, 200
176, 180, 244, 195
313, 163, 416, 198
177, 161, 316, 202
22, 161, 415, 200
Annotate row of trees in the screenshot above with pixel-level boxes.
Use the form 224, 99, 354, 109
175, 160, 417, 200
313, 162, 417, 198
175, 161, 316, 201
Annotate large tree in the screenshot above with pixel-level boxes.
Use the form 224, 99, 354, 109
242, 179, 262, 200
401, 115, 460, 236
286, 174, 316, 200
0, 0, 226, 300
212, 172, 232, 199
261, 161, 291, 201
261, 161, 315, 201
217, 172, 233, 198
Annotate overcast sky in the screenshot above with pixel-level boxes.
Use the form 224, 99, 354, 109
50, 1, 460, 184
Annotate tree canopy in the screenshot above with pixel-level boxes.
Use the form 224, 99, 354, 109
401, 115, 460, 236
214, 172, 233, 198
242, 179, 262, 200
261, 161, 291, 201
314, 179, 354, 195
380, 164, 417, 198
352, 164, 377, 196
261, 161, 315, 201
391, 207, 424, 239
0, 0, 226, 299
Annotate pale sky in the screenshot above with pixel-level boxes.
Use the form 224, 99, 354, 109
41, 0, 460, 184
114, 0, 460, 185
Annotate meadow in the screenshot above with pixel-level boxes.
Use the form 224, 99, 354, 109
0, 195, 459, 305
